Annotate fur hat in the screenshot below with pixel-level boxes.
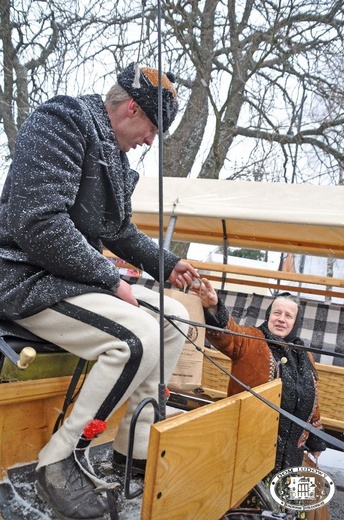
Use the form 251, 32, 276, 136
117, 62, 178, 133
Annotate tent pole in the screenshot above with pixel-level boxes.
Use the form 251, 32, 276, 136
157, 0, 167, 421
221, 219, 228, 290
163, 215, 177, 250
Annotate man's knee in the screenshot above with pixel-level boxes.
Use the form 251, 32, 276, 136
164, 295, 190, 321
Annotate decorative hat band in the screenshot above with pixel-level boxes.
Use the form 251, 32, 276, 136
117, 62, 178, 133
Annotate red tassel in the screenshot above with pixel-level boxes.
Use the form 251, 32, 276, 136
83, 419, 107, 440
164, 387, 170, 401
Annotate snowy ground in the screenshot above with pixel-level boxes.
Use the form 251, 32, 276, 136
0, 443, 142, 520
0, 443, 343, 519
319, 448, 344, 520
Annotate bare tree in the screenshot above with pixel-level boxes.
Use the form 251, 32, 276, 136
1, 0, 343, 186
0, 0, 146, 160
156, 0, 344, 183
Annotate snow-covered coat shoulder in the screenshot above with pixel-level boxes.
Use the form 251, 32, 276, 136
0, 94, 178, 319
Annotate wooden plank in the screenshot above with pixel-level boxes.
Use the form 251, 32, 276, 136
0, 377, 127, 477
319, 418, 344, 432
315, 362, 344, 375
200, 275, 344, 300
201, 347, 231, 396
141, 380, 281, 520
0, 376, 79, 404
187, 260, 344, 290
141, 397, 240, 520
102, 251, 344, 299
103, 251, 344, 291
0, 396, 60, 472
230, 381, 281, 506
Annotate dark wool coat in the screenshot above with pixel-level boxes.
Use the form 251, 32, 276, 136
0, 94, 178, 319
205, 301, 326, 473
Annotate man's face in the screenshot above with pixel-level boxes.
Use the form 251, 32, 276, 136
267, 298, 298, 338
109, 100, 158, 152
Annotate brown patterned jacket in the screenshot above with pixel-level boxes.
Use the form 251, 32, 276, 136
205, 303, 326, 472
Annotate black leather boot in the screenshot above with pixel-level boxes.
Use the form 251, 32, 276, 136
113, 450, 146, 477
36, 455, 110, 519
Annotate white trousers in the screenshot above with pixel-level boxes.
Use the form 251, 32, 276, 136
15, 285, 189, 468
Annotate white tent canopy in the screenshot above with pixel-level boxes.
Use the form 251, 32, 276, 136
131, 177, 344, 258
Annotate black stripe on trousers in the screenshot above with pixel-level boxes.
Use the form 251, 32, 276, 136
52, 300, 143, 446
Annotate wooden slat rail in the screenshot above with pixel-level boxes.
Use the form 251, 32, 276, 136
196, 274, 344, 299
102, 250, 344, 300
187, 260, 344, 290
186, 260, 344, 300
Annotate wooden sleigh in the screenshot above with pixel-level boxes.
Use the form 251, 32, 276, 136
0, 307, 343, 518
1, 323, 343, 519
1, 179, 343, 517
0, 321, 281, 519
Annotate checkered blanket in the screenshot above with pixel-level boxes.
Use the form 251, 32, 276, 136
124, 276, 344, 367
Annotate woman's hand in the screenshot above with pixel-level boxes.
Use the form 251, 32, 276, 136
189, 277, 218, 310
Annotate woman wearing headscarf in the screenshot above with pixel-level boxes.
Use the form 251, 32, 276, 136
191, 278, 326, 474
